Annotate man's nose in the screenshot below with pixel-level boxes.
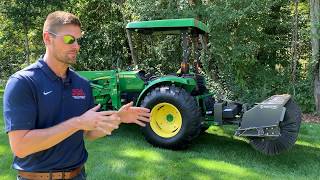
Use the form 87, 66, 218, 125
71, 42, 80, 49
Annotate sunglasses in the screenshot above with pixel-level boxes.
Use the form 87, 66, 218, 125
48, 31, 83, 45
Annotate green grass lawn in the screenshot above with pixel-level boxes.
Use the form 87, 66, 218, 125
1, 96, 320, 180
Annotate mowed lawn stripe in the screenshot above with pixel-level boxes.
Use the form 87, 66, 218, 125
0, 95, 320, 179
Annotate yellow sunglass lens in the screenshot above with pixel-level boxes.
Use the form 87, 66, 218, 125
63, 35, 75, 44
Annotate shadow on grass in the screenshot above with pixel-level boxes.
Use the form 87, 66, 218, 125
194, 129, 320, 167
1, 122, 318, 179
85, 124, 320, 179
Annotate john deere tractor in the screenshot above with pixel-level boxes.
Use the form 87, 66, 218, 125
78, 18, 301, 155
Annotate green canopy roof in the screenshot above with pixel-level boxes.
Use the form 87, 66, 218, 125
126, 18, 209, 34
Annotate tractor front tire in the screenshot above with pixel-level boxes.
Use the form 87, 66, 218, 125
141, 85, 202, 150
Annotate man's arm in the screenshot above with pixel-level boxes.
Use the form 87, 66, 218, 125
8, 105, 120, 158
84, 129, 108, 141
9, 117, 80, 158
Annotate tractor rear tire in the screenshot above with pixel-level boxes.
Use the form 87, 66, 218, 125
141, 85, 202, 150
249, 98, 302, 155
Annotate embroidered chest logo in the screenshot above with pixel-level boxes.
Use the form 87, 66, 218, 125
43, 90, 53, 95
72, 88, 86, 99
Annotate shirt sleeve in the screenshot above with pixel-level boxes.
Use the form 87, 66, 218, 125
3, 76, 37, 133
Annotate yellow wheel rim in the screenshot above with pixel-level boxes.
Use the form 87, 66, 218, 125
150, 102, 182, 138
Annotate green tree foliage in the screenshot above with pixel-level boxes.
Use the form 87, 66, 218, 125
293, 1, 314, 112
0, 0, 314, 112
206, 1, 293, 103
70, 0, 129, 71
0, 0, 65, 84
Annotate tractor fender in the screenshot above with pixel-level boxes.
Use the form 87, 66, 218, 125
135, 75, 197, 106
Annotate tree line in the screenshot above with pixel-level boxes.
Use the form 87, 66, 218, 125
0, 0, 317, 113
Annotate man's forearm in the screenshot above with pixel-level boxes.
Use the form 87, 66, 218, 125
9, 117, 81, 158
84, 129, 109, 141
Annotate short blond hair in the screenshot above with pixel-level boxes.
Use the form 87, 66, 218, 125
43, 11, 81, 33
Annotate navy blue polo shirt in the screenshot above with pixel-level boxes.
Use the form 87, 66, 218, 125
3, 57, 94, 172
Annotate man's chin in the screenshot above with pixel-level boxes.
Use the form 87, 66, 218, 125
67, 59, 77, 65
66, 56, 77, 65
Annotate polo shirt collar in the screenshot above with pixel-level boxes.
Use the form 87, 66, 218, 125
37, 56, 72, 82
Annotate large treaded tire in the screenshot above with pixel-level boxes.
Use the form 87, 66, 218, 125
141, 85, 202, 150
249, 99, 302, 155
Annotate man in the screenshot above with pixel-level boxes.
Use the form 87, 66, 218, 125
3, 11, 150, 180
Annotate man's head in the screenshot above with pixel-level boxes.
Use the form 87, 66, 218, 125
43, 11, 82, 65
43, 11, 81, 34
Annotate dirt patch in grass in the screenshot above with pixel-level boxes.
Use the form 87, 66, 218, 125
303, 113, 320, 123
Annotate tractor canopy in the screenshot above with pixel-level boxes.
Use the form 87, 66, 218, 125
125, 18, 209, 74
126, 18, 209, 34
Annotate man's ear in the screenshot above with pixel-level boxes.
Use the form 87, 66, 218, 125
43, 32, 51, 46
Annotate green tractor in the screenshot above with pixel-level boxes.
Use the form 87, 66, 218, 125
78, 18, 301, 155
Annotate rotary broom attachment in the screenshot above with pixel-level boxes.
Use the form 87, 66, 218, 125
235, 95, 302, 155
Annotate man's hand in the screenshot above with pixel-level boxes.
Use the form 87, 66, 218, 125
77, 104, 121, 135
118, 102, 150, 127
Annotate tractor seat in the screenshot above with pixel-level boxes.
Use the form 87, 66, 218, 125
137, 70, 158, 82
